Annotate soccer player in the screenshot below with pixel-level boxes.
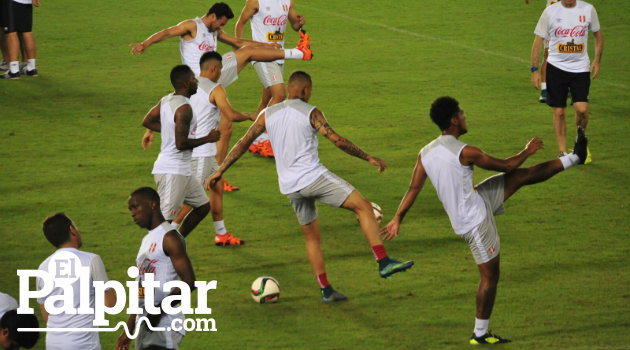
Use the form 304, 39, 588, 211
530, 0, 602, 160
116, 187, 196, 350
0, 292, 39, 349
168, 51, 256, 246
141, 64, 220, 237
37, 213, 117, 350
0, 0, 40, 79
206, 71, 414, 302
380, 96, 587, 344
235, 0, 307, 158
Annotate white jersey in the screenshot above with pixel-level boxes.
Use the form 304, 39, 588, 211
0, 292, 18, 321
251, 0, 291, 64
534, 0, 600, 73
420, 135, 487, 235
37, 248, 110, 350
152, 93, 196, 176
136, 222, 185, 335
180, 17, 218, 76
264, 99, 328, 194
190, 77, 220, 158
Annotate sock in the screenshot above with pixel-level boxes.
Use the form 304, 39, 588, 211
474, 318, 489, 337
27, 58, 36, 70
541, 82, 547, 90
560, 153, 579, 169
284, 49, 304, 60
214, 220, 227, 235
170, 221, 179, 229
321, 285, 333, 298
316, 273, 330, 289
371, 244, 388, 261
9, 61, 19, 74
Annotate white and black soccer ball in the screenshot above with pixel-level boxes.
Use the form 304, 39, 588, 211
358, 201, 383, 224
250, 276, 280, 304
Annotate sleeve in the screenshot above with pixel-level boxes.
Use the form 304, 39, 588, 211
589, 6, 600, 32
0, 293, 19, 313
36, 264, 48, 305
90, 255, 110, 288
534, 11, 550, 39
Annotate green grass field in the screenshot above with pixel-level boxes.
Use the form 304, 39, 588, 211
1, 0, 629, 349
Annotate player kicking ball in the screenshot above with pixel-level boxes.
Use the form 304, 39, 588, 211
206, 71, 414, 303
381, 96, 587, 344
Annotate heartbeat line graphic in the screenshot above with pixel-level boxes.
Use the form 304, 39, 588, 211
18, 316, 165, 339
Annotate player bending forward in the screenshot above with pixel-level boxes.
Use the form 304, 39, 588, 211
206, 71, 414, 303
381, 96, 587, 344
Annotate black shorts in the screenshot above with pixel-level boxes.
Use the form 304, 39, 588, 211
546, 63, 590, 108
1, 0, 33, 33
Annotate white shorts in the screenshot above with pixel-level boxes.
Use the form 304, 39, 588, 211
286, 171, 355, 225
461, 174, 505, 265
218, 51, 238, 87
253, 61, 284, 88
191, 156, 219, 184
154, 173, 209, 220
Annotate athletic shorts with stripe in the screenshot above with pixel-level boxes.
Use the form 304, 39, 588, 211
154, 173, 209, 220
286, 171, 355, 226
461, 174, 505, 265
218, 51, 238, 88
253, 61, 284, 88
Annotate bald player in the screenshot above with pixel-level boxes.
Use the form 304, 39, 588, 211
206, 71, 414, 303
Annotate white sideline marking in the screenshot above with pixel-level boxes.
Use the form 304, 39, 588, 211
301, 4, 628, 90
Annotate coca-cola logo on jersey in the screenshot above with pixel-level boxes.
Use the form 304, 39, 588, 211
138, 258, 158, 274
263, 15, 287, 26
198, 41, 216, 52
554, 25, 587, 38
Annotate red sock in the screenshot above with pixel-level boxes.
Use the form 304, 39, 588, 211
371, 244, 387, 261
316, 273, 330, 288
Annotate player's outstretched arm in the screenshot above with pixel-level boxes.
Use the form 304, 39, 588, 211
235, 0, 258, 38
461, 137, 543, 173
206, 112, 266, 189
130, 20, 195, 55
174, 104, 221, 150
381, 153, 428, 240
288, 0, 306, 31
309, 108, 386, 172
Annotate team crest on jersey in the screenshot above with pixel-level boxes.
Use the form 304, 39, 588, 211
558, 39, 584, 53
149, 242, 157, 253
267, 31, 284, 41
579, 15, 586, 23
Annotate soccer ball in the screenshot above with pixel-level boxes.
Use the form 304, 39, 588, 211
356, 201, 383, 224
371, 202, 383, 223
250, 276, 280, 304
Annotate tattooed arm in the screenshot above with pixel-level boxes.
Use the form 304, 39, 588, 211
205, 112, 267, 189
309, 108, 386, 172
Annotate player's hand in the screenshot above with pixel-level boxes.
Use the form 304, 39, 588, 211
531, 70, 541, 89
33, 0, 41, 7
380, 220, 400, 241
295, 15, 306, 28
115, 332, 131, 350
205, 172, 222, 190
207, 129, 221, 143
142, 130, 154, 150
129, 43, 146, 55
246, 112, 257, 121
525, 137, 544, 155
367, 156, 386, 172
591, 61, 600, 79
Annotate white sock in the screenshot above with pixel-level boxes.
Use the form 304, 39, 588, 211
9, 61, 19, 74
284, 49, 304, 60
27, 58, 36, 70
541, 82, 547, 90
474, 318, 489, 337
214, 220, 227, 235
171, 221, 180, 229
560, 153, 579, 169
